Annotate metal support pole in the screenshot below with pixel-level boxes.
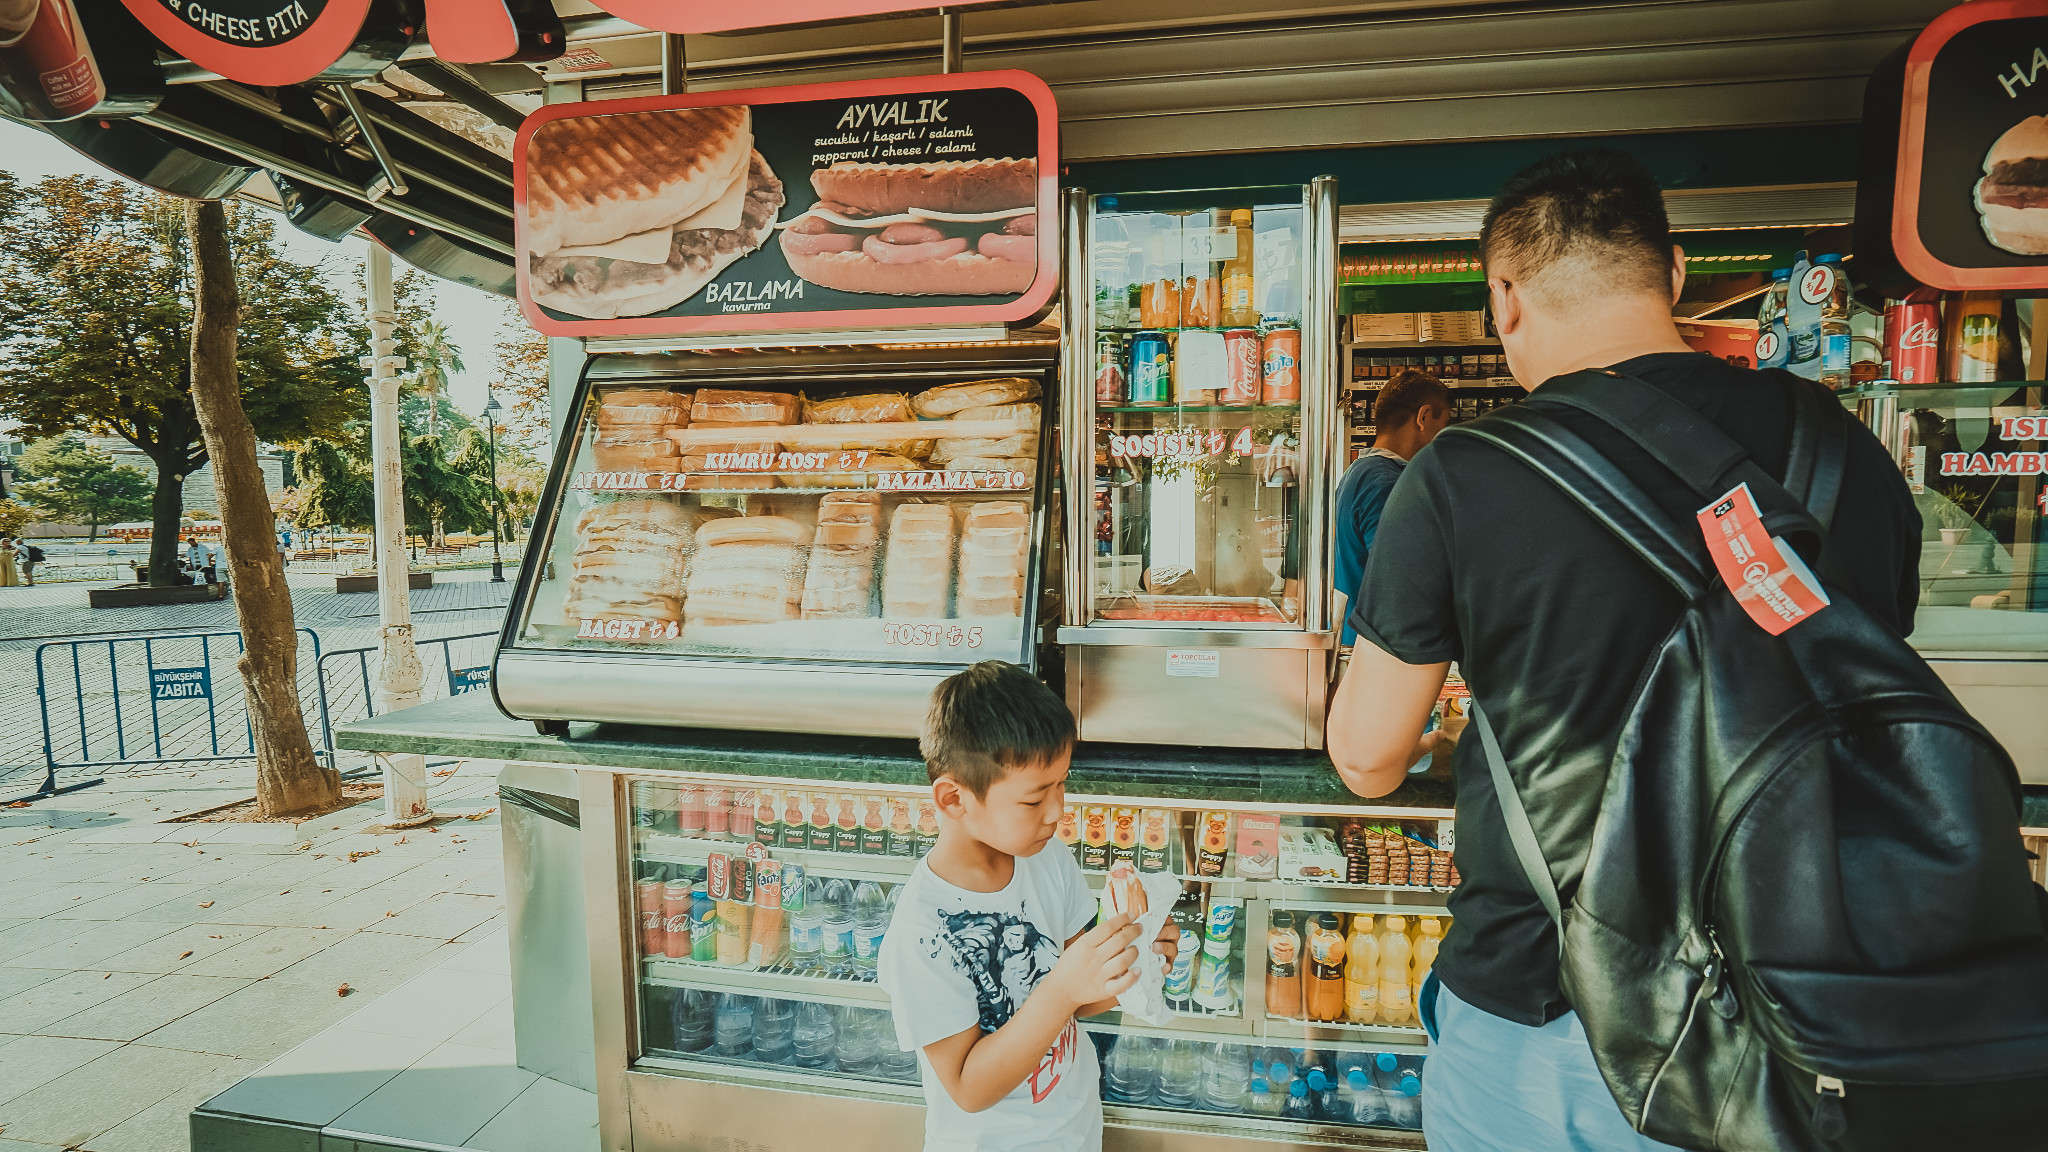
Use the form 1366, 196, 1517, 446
334, 83, 408, 200
662, 33, 688, 95
486, 395, 504, 583
364, 245, 432, 827
941, 10, 963, 73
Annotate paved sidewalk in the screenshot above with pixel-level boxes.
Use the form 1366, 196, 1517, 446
0, 757, 509, 1152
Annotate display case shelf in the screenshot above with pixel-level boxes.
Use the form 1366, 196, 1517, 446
1097, 403, 1300, 414
1345, 338, 1502, 350
644, 958, 890, 1006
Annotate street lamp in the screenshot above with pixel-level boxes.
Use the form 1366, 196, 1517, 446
483, 394, 504, 583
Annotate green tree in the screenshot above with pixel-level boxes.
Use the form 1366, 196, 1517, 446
409, 319, 465, 440
292, 425, 375, 533
0, 175, 364, 583
14, 437, 152, 541
405, 431, 488, 542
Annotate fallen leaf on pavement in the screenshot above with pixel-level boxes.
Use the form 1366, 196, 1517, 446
337, 983, 351, 997
5, 801, 28, 808
101, 972, 109, 979
385, 910, 396, 917
464, 808, 496, 820
198, 901, 214, 908
394, 836, 407, 844
208, 935, 221, 939
347, 849, 378, 862
178, 950, 193, 959
432, 768, 456, 777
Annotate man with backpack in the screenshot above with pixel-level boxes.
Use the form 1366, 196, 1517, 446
1328, 150, 2046, 1151
19, 540, 41, 585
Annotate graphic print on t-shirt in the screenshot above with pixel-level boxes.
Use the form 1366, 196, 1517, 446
929, 905, 1059, 1034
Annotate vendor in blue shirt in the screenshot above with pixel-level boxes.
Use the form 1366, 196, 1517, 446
1335, 369, 1451, 642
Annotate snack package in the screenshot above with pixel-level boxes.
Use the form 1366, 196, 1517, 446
910, 376, 1040, 418
691, 388, 800, 424
1235, 814, 1280, 879
804, 392, 911, 424
1099, 862, 1184, 1026
1195, 811, 1232, 876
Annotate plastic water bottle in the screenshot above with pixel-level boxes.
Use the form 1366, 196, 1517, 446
1346, 1068, 1392, 1126
1282, 1077, 1314, 1120
1103, 1035, 1158, 1104
838, 1005, 883, 1075
851, 881, 890, 976
1818, 254, 1853, 390
712, 993, 755, 1058
1196, 1043, 1247, 1113
1246, 1077, 1278, 1116
1263, 1048, 1296, 1099
791, 1000, 838, 1071
671, 986, 714, 1053
1302, 1062, 1334, 1119
819, 879, 855, 974
751, 997, 794, 1065
788, 878, 825, 972
879, 1023, 919, 1082
1373, 1053, 1424, 1129
1156, 1038, 1201, 1107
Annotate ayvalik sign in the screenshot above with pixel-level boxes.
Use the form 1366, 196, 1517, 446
119, 0, 1016, 86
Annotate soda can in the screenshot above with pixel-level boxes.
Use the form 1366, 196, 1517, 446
729, 857, 754, 906
1884, 297, 1940, 385
630, 781, 665, 831
637, 878, 667, 958
1129, 330, 1171, 407
662, 879, 693, 960
1095, 333, 1126, 405
1261, 327, 1301, 403
706, 852, 731, 901
1222, 328, 1261, 406
780, 863, 807, 912
689, 889, 717, 962
676, 784, 706, 836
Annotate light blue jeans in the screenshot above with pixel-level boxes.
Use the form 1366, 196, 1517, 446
1420, 975, 1685, 1151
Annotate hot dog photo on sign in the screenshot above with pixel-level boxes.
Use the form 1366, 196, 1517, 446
514, 74, 1053, 332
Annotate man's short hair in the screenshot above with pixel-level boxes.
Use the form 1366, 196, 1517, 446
1479, 149, 1675, 309
1374, 369, 1450, 431
921, 661, 1075, 798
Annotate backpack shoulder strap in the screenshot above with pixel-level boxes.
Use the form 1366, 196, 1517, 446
1471, 699, 1564, 944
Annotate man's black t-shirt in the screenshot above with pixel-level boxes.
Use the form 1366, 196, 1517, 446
1347, 352, 1922, 1027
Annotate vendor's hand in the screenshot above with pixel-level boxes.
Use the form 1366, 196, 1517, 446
1046, 913, 1141, 1012
1151, 918, 1180, 968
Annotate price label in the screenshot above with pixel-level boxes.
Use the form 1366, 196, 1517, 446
882, 624, 984, 648
1753, 329, 1780, 363
1797, 264, 1834, 306
576, 618, 680, 641
1181, 227, 1238, 263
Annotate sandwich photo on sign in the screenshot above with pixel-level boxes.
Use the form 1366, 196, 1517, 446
1976, 115, 2048, 256
524, 105, 786, 319
777, 157, 1037, 296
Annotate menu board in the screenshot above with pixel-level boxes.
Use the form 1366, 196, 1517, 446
513, 70, 1059, 337
1895, 0, 2048, 290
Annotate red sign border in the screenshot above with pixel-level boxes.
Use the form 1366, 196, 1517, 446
117, 0, 378, 88
595, 0, 984, 35
1894, 0, 2048, 291
513, 69, 1060, 338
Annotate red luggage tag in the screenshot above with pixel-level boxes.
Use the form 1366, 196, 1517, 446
1696, 483, 1830, 635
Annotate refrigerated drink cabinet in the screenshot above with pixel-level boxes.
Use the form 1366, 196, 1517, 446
493, 341, 1057, 738
1060, 179, 1342, 749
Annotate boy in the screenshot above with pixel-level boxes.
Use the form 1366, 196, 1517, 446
879, 661, 1169, 1151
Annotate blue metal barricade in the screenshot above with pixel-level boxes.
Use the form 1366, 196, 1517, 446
313, 631, 496, 764
28, 629, 326, 799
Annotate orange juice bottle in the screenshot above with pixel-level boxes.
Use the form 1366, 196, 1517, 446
1378, 915, 1414, 1025
1140, 233, 1182, 327
1220, 209, 1258, 326
1306, 912, 1347, 1022
1345, 913, 1380, 1023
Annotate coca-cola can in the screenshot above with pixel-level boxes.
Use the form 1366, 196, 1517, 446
636, 879, 666, 958
661, 879, 692, 959
706, 851, 731, 901
1094, 333, 1125, 405
1222, 329, 1261, 406
1884, 298, 1940, 385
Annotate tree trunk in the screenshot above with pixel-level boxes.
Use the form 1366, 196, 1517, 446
185, 199, 338, 819
145, 464, 183, 585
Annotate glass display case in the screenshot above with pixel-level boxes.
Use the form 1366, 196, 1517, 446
1058, 180, 1342, 749
617, 772, 1441, 1144
1847, 377, 2048, 782
492, 344, 1057, 738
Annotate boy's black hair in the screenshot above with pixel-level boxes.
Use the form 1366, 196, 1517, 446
1479, 149, 1675, 302
1372, 369, 1450, 432
920, 661, 1075, 798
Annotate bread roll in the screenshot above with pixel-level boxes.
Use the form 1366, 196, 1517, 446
883, 503, 955, 618
930, 434, 1036, 464
593, 435, 683, 472
949, 402, 1039, 430
956, 500, 1029, 617
800, 544, 878, 619
911, 377, 1040, 418
692, 389, 799, 425
669, 421, 781, 457
813, 493, 882, 549
805, 393, 912, 424
697, 516, 810, 548
597, 388, 690, 428
940, 456, 1036, 480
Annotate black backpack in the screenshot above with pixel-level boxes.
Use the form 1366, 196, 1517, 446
25, 545, 42, 562
1450, 369, 2048, 1152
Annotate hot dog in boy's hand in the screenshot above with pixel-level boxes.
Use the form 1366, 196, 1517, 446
1104, 861, 1147, 920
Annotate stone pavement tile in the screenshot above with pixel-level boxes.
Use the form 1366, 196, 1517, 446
0, 1034, 122, 1108
467, 1072, 599, 1152
224, 853, 363, 892
4, 883, 127, 920
447, 997, 514, 1053
0, 967, 66, 1003
0, 1042, 240, 1148
0, 971, 159, 1034
336, 965, 511, 1045
119, 882, 276, 926
329, 1040, 536, 1150
49, 882, 210, 922
365, 893, 502, 943
0, 1135, 70, 1152
0, 919, 93, 964
77, 1052, 251, 1152
73, 824, 181, 845
200, 1027, 437, 1128
266, 889, 426, 935
136, 973, 365, 1063
205, 887, 367, 931
266, 932, 449, 999
66, 847, 224, 886
4, 919, 179, 971
40, 973, 250, 1042
445, 926, 511, 970
94, 923, 269, 974
177, 927, 348, 980
194, 824, 304, 845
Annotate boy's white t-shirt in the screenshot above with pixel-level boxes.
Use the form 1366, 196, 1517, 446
877, 841, 1102, 1152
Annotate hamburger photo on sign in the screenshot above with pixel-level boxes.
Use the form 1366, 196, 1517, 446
524, 105, 786, 319
1975, 115, 2048, 256
777, 157, 1037, 296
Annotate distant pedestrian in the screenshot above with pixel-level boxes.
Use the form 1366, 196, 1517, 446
201, 539, 221, 584
0, 537, 18, 587
183, 535, 202, 577
20, 540, 42, 585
